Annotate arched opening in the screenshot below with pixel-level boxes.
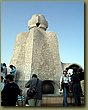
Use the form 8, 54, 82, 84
43, 80, 54, 94
66, 64, 84, 80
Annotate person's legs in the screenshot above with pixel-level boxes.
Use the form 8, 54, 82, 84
73, 84, 78, 105
76, 85, 81, 105
63, 87, 68, 106
36, 99, 42, 106
28, 99, 35, 106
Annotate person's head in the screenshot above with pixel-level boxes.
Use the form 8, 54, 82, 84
3, 63, 6, 67
9, 65, 13, 69
73, 67, 78, 73
63, 70, 68, 76
5, 74, 14, 83
32, 74, 37, 78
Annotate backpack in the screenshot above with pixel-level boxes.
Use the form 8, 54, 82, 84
27, 79, 38, 98
27, 87, 37, 97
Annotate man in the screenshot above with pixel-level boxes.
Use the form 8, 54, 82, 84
1, 63, 7, 84
25, 74, 43, 106
9, 65, 16, 81
71, 67, 81, 106
1, 74, 20, 106
9, 65, 16, 75
2, 63, 7, 76
1, 67, 5, 91
60, 70, 70, 106
1, 76, 5, 91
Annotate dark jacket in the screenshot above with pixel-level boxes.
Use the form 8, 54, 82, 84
25, 77, 43, 100
71, 72, 80, 84
1, 82, 20, 106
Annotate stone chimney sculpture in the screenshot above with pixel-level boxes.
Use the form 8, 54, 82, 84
10, 14, 63, 95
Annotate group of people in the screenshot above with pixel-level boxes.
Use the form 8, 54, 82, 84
1, 63, 18, 106
60, 67, 83, 106
1, 72, 42, 106
1, 63, 83, 107
1, 63, 16, 89
1, 63, 43, 107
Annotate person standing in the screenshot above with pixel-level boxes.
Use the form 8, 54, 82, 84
2, 63, 7, 76
1, 76, 5, 91
71, 68, 81, 106
9, 65, 16, 81
25, 74, 43, 107
1, 63, 7, 84
1, 74, 20, 106
60, 70, 70, 106
1, 67, 5, 89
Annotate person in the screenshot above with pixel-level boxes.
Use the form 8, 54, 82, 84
67, 71, 73, 105
1, 63, 7, 84
2, 63, 7, 76
1, 76, 5, 91
71, 67, 81, 106
9, 65, 16, 80
60, 70, 71, 106
1, 74, 20, 106
25, 74, 43, 107
16, 89, 25, 106
79, 68, 84, 96
1, 66, 4, 80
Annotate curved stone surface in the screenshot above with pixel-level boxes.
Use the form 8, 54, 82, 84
28, 14, 48, 30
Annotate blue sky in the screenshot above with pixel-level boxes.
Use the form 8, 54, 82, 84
1, 1, 84, 69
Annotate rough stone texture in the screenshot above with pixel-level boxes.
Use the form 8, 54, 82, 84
10, 14, 63, 95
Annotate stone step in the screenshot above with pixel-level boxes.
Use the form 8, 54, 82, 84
41, 96, 84, 107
